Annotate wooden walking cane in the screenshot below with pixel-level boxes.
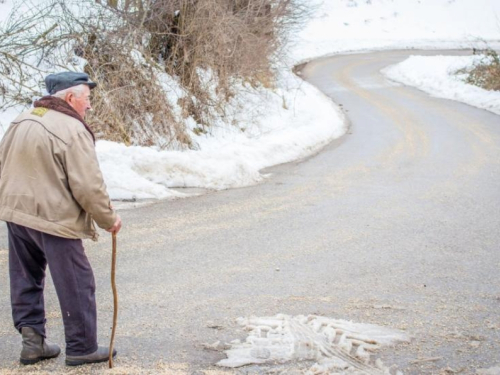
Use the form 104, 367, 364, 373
109, 232, 118, 368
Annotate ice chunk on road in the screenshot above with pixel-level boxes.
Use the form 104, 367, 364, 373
217, 314, 410, 374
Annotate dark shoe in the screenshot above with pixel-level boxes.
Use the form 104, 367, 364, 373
65, 346, 117, 366
20, 327, 61, 365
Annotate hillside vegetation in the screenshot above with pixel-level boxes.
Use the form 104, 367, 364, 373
465, 49, 500, 92
0, 0, 306, 147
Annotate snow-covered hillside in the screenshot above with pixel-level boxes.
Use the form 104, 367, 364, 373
293, 0, 500, 62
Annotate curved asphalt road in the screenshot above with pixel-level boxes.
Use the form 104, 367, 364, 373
0, 50, 499, 374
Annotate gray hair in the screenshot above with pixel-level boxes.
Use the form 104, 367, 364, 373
51, 84, 87, 99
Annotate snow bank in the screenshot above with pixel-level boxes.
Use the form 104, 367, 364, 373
98, 70, 346, 199
382, 55, 500, 115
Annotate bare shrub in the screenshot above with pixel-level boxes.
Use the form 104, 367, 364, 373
68, 3, 188, 147
465, 49, 500, 91
110, 0, 308, 130
0, 1, 71, 108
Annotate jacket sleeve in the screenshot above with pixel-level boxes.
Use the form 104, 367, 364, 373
65, 131, 117, 230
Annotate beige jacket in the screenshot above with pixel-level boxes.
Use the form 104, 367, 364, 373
0, 107, 116, 240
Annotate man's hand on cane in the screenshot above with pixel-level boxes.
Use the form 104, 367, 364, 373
106, 215, 122, 234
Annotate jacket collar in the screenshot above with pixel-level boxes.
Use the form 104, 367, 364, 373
33, 96, 96, 143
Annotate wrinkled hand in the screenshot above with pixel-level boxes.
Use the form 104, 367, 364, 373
106, 215, 122, 234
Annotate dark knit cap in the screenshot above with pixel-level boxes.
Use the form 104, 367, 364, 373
45, 72, 97, 95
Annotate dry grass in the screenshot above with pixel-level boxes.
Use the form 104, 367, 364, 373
465, 49, 500, 92
81, 44, 189, 148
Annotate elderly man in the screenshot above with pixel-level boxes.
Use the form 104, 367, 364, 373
0, 72, 122, 366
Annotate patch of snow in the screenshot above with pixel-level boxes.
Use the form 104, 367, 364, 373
292, 0, 500, 63
382, 55, 500, 115
218, 314, 409, 374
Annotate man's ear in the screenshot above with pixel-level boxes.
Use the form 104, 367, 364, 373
65, 92, 74, 103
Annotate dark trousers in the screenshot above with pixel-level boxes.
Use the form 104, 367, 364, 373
8, 222, 98, 356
